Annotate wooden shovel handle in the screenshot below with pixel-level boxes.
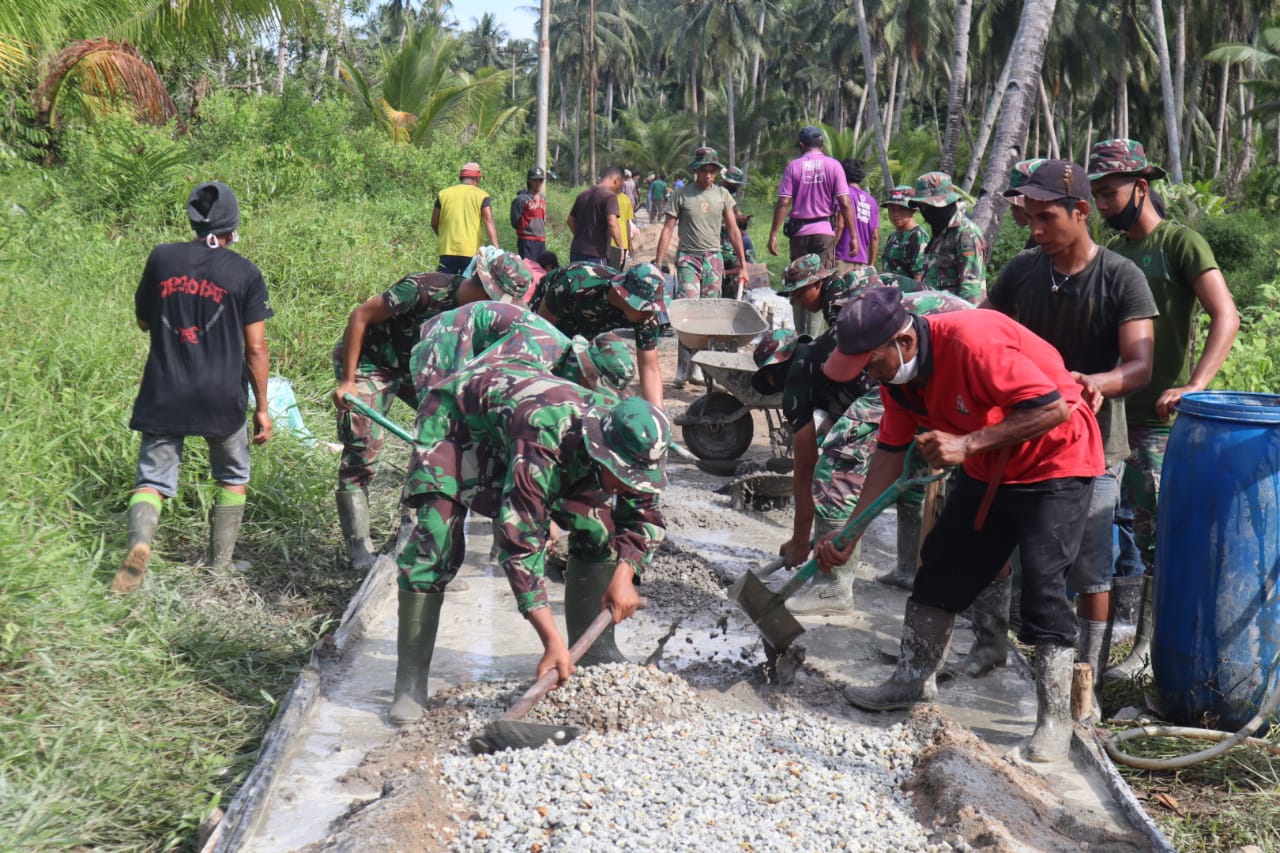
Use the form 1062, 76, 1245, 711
501, 596, 649, 722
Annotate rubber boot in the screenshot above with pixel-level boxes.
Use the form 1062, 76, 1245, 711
1077, 617, 1110, 721
786, 517, 857, 615
844, 599, 954, 711
206, 505, 245, 571
111, 500, 161, 595
336, 489, 376, 571
673, 343, 691, 388
1025, 643, 1075, 762
388, 589, 444, 726
946, 574, 1010, 677
1105, 575, 1153, 681
1111, 575, 1143, 625
564, 556, 627, 666
876, 501, 922, 590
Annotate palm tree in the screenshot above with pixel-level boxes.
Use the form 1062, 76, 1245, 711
611, 108, 699, 176
35, 38, 177, 128
687, 0, 761, 163
464, 12, 508, 69
940, 0, 974, 174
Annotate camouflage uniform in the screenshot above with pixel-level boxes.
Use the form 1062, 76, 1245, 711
676, 251, 725, 299
535, 262, 663, 352
410, 301, 634, 399
400, 361, 666, 613
909, 172, 987, 304
881, 226, 929, 278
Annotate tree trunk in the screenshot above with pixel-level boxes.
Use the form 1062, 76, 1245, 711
588, 0, 597, 181
1180, 59, 1201, 173
971, 0, 1060, 243
1175, 0, 1187, 161
1116, 25, 1129, 140
940, 0, 973, 174
727, 69, 737, 164
537, 0, 551, 170
751, 0, 765, 90
884, 56, 899, 147
573, 68, 583, 184
893, 60, 908, 136
1149, 0, 1182, 182
1213, 60, 1229, 178
962, 47, 1014, 191
1038, 75, 1059, 158
853, 82, 867, 140
276, 28, 288, 93
852, 0, 893, 188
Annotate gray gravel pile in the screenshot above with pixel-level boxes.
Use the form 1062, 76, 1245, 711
443, 667, 942, 852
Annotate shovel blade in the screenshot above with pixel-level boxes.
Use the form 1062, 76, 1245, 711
468, 720, 581, 755
729, 570, 806, 652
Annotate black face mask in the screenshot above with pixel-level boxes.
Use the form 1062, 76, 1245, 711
921, 203, 956, 233
1104, 184, 1145, 232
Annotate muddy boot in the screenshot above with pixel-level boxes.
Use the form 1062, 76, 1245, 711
544, 535, 569, 584
1105, 575, 1153, 682
565, 556, 627, 666
1077, 616, 1110, 721
844, 600, 954, 711
876, 502, 922, 590
111, 498, 161, 595
206, 504, 245, 571
673, 344, 691, 388
336, 489, 376, 571
389, 589, 444, 726
946, 575, 1010, 677
786, 518, 857, 615
1111, 575, 1143, 625
1025, 643, 1075, 762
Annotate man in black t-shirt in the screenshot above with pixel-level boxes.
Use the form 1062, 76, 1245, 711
567, 167, 624, 264
111, 182, 274, 595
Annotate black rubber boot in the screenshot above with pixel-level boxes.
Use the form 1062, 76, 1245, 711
1077, 616, 1110, 721
1111, 575, 1143, 625
1026, 643, 1075, 762
336, 489, 376, 571
786, 517, 857, 615
111, 500, 161, 595
206, 505, 245, 571
389, 589, 444, 726
1106, 575, 1153, 682
947, 574, 1010, 677
844, 600, 954, 711
876, 501, 922, 590
564, 556, 627, 666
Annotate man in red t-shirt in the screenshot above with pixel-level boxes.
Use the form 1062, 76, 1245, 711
818, 287, 1103, 763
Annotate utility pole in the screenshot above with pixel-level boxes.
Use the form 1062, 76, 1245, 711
536, 0, 551, 171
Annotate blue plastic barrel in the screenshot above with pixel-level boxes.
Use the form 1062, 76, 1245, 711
1153, 391, 1280, 729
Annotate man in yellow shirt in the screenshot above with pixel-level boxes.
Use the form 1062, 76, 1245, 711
610, 189, 635, 269
432, 162, 500, 274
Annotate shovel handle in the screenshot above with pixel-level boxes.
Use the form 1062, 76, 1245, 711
501, 596, 649, 722
342, 393, 415, 444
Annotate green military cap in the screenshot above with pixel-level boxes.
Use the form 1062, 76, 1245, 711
611, 263, 665, 313
583, 397, 670, 493
825, 268, 918, 314
584, 332, 635, 391
689, 146, 723, 170
779, 254, 836, 294
882, 185, 914, 208
475, 248, 535, 302
722, 166, 746, 186
1087, 138, 1168, 181
753, 328, 802, 370
1009, 158, 1048, 190
908, 171, 961, 207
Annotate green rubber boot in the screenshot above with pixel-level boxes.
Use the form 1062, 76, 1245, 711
876, 501, 922, 590
206, 505, 245, 571
1105, 575, 1153, 682
786, 517, 858, 615
1026, 643, 1075, 762
111, 500, 161, 595
844, 600, 954, 711
389, 589, 444, 726
564, 556, 627, 667
336, 489, 376, 571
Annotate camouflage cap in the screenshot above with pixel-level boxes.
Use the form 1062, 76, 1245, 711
585, 332, 636, 391
825, 269, 918, 316
1009, 158, 1048, 190
1087, 138, 1167, 181
689, 146, 723, 170
722, 166, 746, 186
583, 397, 670, 493
753, 328, 801, 370
882, 185, 914, 208
779, 254, 836, 294
611, 263, 665, 313
474, 248, 535, 302
908, 171, 960, 207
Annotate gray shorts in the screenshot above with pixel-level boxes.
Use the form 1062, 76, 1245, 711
134, 427, 251, 497
1065, 466, 1121, 595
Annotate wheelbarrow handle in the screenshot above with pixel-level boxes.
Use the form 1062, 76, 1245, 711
342, 393, 415, 444
501, 596, 650, 722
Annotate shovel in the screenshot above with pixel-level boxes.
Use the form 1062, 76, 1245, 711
469, 597, 649, 754
342, 393, 414, 444
729, 443, 947, 652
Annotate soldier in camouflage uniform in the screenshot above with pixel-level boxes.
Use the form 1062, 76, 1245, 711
535, 261, 667, 404
880, 185, 929, 279
330, 250, 534, 571
387, 361, 668, 725
410, 301, 634, 399
909, 172, 987, 304
719, 166, 756, 299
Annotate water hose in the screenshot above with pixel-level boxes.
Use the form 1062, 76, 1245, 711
1102, 650, 1280, 770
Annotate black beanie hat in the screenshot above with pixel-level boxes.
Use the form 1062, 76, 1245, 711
187, 181, 240, 236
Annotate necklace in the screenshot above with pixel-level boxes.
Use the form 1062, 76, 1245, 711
1049, 244, 1098, 293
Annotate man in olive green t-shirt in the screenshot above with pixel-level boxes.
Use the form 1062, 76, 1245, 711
1088, 138, 1240, 681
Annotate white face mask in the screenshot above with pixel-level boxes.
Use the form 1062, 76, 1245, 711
888, 338, 918, 384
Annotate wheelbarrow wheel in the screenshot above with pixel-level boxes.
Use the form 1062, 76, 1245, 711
682, 392, 753, 460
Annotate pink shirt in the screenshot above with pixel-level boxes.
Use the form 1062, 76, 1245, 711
776, 150, 850, 237
836, 185, 879, 264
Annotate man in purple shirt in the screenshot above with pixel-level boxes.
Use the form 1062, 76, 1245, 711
835, 158, 879, 273
768, 125, 858, 336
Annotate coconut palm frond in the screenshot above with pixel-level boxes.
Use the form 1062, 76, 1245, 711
35, 38, 176, 128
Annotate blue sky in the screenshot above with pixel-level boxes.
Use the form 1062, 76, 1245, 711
452, 0, 538, 41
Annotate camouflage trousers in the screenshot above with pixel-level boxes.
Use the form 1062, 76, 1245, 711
813, 392, 925, 523
676, 251, 724, 299
1122, 424, 1169, 575
397, 493, 616, 613
334, 359, 417, 490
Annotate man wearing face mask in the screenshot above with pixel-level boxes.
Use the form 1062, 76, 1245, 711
818, 287, 1104, 763
908, 171, 987, 304
1087, 139, 1240, 681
